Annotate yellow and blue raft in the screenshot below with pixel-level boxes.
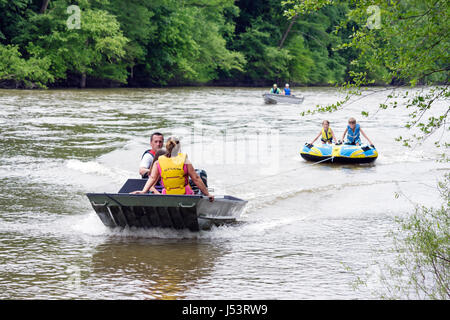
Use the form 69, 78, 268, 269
300, 143, 378, 164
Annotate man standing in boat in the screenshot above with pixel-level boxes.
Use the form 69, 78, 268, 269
139, 132, 164, 178
269, 84, 281, 94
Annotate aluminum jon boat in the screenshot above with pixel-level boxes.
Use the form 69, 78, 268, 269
86, 179, 248, 231
262, 93, 304, 104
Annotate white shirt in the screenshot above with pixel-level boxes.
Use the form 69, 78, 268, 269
139, 152, 154, 169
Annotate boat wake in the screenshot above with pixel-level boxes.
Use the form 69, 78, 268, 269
66, 210, 301, 241
66, 159, 131, 180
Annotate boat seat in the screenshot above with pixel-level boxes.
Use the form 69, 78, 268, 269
118, 179, 148, 193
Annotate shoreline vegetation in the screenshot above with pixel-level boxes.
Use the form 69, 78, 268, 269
1, 83, 442, 92
0, 81, 420, 90
1, 0, 446, 90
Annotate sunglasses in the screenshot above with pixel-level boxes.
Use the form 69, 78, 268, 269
348, 121, 356, 124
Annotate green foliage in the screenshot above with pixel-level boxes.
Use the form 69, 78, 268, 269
0, 0, 448, 88
231, 0, 352, 84
127, 0, 245, 85
234, 21, 288, 81
0, 44, 53, 88
349, 174, 450, 300
384, 174, 449, 299
25, 0, 129, 84
0, 0, 35, 42
342, 0, 449, 86
285, 35, 314, 82
104, 0, 156, 77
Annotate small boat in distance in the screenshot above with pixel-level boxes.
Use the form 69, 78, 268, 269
263, 93, 304, 104
86, 179, 247, 231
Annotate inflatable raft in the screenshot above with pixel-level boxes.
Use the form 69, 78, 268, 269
300, 143, 378, 164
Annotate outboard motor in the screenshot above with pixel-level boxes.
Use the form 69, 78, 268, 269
189, 169, 208, 195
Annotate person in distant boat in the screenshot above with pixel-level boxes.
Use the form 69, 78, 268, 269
283, 83, 291, 96
139, 132, 164, 178
341, 117, 374, 146
270, 84, 281, 94
131, 136, 214, 201
147, 149, 167, 194
309, 120, 338, 145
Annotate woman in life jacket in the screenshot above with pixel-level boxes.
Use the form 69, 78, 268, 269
341, 117, 374, 146
309, 120, 338, 145
131, 137, 214, 202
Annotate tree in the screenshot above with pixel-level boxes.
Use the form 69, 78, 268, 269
387, 174, 449, 299
1, 0, 447, 88
0, 0, 35, 42
13, 0, 129, 87
232, 0, 350, 85
143, 0, 245, 85
233, 19, 290, 82
103, 0, 157, 83
0, 44, 53, 88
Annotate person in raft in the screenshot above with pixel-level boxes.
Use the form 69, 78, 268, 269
131, 136, 214, 201
341, 117, 374, 147
309, 120, 338, 145
270, 84, 281, 94
283, 83, 291, 96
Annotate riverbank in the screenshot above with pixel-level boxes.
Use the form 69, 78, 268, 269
0, 77, 413, 90
1, 71, 441, 90
0, 77, 347, 89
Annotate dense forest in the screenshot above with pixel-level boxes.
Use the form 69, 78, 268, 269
0, 0, 447, 88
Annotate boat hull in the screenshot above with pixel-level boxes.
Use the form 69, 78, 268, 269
86, 179, 247, 231
262, 93, 304, 104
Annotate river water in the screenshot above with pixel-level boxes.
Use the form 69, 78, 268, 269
0, 87, 447, 299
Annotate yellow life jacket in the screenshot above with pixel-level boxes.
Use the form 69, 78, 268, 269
321, 127, 332, 142
158, 153, 187, 195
